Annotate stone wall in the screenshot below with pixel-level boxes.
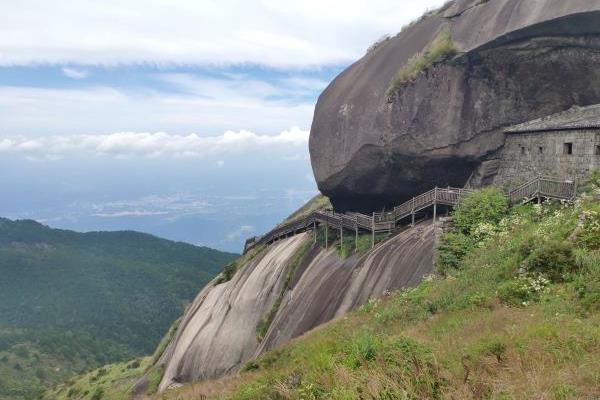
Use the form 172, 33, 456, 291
494, 129, 600, 189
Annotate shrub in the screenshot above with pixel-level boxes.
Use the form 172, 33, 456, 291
524, 240, 575, 282
498, 275, 550, 307
577, 208, 600, 250
219, 262, 237, 282
387, 30, 457, 100
498, 279, 533, 307
452, 188, 509, 235
436, 232, 475, 275
477, 338, 507, 363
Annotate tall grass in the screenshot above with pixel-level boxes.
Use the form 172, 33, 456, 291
386, 30, 457, 101
167, 188, 600, 399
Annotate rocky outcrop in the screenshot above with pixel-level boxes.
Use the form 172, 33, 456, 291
157, 222, 435, 391
309, 0, 600, 211
157, 235, 308, 391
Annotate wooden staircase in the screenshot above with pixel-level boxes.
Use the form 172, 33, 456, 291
243, 176, 577, 254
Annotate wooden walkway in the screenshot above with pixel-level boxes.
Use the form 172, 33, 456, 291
243, 176, 577, 254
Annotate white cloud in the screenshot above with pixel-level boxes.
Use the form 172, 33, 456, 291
93, 210, 169, 218
0, 76, 316, 136
0, 127, 309, 158
61, 67, 88, 79
0, 0, 448, 68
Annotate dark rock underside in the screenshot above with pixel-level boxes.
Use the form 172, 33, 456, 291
309, 2, 600, 212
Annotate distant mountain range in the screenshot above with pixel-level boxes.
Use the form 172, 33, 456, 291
0, 218, 237, 400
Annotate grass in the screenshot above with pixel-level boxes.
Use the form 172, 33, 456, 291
43, 356, 153, 400
387, 29, 457, 101
281, 195, 331, 226
159, 186, 600, 399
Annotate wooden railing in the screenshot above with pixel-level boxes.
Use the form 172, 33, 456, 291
509, 176, 576, 204
243, 177, 577, 253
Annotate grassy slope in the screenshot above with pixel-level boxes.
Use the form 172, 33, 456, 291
280, 195, 331, 226
0, 218, 237, 400
163, 188, 600, 399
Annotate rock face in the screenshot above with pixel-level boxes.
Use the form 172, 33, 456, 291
309, 0, 600, 211
157, 222, 435, 391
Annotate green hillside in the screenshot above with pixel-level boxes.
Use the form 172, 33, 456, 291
0, 218, 237, 400
43, 173, 600, 400
165, 177, 600, 399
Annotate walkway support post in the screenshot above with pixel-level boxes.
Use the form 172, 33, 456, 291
355, 215, 359, 251
371, 212, 375, 249
340, 225, 343, 252
537, 175, 542, 204
433, 187, 438, 225
411, 197, 415, 227
313, 221, 317, 244
325, 222, 329, 249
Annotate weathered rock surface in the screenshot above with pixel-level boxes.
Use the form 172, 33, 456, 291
157, 222, 435, 391
157, 235, 307, 391
309, 0, 600, 211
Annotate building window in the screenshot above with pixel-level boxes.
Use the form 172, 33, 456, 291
596, 145, 600, 156
521, 146, 526, 155
564, 142, 573, 155
538, 146, 544, 154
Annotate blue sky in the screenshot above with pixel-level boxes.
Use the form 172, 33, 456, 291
0, 0, 446, 252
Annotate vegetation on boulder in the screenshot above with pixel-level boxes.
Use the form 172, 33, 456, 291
386, 29, 457, 101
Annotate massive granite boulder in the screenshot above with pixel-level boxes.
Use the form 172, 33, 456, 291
157, 222, 435, 391
309, 0, 600, 212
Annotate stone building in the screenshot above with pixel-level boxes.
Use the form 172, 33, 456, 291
494, 105, 600, 188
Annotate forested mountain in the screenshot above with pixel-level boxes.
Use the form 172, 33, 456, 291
0, 218, 237, 399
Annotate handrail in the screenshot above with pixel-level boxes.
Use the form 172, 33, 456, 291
244, 176, 576, 253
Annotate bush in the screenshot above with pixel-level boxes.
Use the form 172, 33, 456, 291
436, 232, 475, 275
452, 188, 509, 235
524, 240, 575, 282
477, 338, 507, 363
498, 275, 550, 307
387, 30, 457, 100
498, 279, 534, 307
577, 208, 600, 250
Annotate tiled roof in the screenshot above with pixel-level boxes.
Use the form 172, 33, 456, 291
505, 104, 600, 133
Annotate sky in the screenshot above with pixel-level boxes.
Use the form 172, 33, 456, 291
0, 0, 447, 252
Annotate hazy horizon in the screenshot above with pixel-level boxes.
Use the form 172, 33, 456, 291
0, 0, 448, 252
